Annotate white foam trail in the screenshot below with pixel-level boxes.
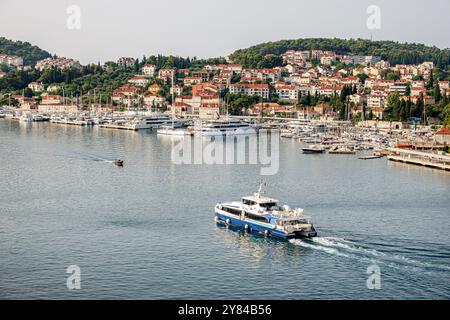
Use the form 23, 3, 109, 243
83, 153, 114, 163
291, 237, 450, 272
290, 239, 351, 258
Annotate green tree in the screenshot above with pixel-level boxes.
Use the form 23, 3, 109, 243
433, 83, 442, 103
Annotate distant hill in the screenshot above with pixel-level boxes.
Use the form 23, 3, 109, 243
0, 37, 51, 66
229, 38, 450, 69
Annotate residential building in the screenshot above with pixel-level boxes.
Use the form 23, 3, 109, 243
241, 68, 281, 82
158, 69, 175, 82
142, 64, 156, 77
350, 55, 381, 66
367, 95, 386, 109
143, 94, 165, 107
191, 70, 210, 82
28, 82, 44, 92
276, 85, 298, 101
434, 128, 450, 145
35, 57, 81, 71
41, 94, 63, 105
117, 57, 135, 68
128, 76, 148, 86
183, 76, 202, 86
0, 54, 23, 67
229, 83, 270, 99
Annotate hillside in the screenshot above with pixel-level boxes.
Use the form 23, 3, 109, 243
229, 38, 450, 69
0, 37, 51, 66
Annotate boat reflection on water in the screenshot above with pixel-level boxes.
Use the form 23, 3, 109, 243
214, 221, 308, 264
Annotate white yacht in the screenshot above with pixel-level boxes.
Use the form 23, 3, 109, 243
19, 113, 32, 122
157, 122, 188, 136
32, 114, 44, 122
126, 114, 171, 130
195, 118, 256, 136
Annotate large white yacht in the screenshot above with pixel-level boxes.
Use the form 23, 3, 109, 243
157, 121, 188, 136
195, 118, 256, 136
126, 113, 172, 130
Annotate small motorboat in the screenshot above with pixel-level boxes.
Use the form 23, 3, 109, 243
113, 160, 124, 166
302, 144, 325, 154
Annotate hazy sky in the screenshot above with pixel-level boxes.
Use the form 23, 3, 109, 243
1, 0, 449, 64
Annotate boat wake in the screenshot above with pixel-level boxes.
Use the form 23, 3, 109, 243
290, 237, 450, 273
80, 153, 116, 163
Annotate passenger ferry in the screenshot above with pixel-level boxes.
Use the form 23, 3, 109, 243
195, 118, 256, 136
214, 183, 317, 239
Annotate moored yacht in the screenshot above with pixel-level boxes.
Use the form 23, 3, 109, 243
157, 119, 188, 136
328, 145, 356, 154
19, 113, 32, 122
32, 114, 44, 122
302, 144, 325, 154
126, 113, 171, 130
196, 118, 256, 136
214, 183, 317, 239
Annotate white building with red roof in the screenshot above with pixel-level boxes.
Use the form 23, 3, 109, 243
276, 85, 298, 101
229, 83, 269, 99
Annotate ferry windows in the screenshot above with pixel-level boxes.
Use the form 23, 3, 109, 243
242, 199, 256, 206
245, 212, 267, 223
222, 206, 241, 216
260, 202, 276, 209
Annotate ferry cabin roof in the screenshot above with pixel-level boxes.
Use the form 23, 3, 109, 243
220, 202, 313, 222
242, 195, 279, 206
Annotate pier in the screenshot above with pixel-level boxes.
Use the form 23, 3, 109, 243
387, 148, 450, 171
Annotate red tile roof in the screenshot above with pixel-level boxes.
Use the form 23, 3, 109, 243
436, 128, 450, 135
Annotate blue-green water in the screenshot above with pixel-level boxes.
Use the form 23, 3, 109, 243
0, 120, 449, 299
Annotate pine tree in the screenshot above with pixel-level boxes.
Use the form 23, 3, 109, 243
426, 70, 434, 89
433, 83, 442, 103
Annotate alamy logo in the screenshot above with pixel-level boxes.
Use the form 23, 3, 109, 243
66, 265, 81, 290
171, 129, 279, 176
366, 264, 381, 290
66, 5, 81, 30
366, 5, 381, 30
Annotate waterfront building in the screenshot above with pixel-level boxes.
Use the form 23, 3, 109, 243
434, 128, 450, 145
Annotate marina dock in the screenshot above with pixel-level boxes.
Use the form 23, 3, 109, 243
387, 148, 450, 171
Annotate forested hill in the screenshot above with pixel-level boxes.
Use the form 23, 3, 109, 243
229, 38, 450, 69
0, 37, 52, 66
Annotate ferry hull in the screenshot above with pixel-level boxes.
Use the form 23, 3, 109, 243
214, 212, 316, 240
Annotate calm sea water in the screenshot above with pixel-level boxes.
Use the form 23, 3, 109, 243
0, 120, 449, 299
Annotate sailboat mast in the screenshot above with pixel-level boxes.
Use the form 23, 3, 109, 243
171, 71, 175, 128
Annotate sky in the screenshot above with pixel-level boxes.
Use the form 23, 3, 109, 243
1, 0, 449, 64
